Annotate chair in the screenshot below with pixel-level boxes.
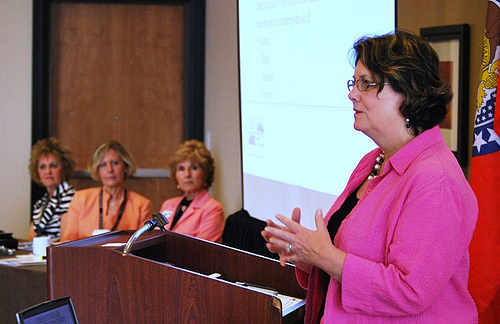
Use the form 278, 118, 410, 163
222, 209, 279, 260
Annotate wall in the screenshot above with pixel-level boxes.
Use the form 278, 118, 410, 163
397, 0, 488, 174
0, 0, 489, 239
205, 0, 242, 218
0, 0, 33, 238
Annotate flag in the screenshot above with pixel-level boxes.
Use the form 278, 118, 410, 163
469, 0, 500, 322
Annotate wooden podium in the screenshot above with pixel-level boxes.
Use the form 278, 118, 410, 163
47, 230, 306, 323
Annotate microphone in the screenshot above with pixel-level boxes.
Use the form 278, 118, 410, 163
122, 212, 169, 255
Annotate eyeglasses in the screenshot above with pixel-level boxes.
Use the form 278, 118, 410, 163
347, 79, 389, 92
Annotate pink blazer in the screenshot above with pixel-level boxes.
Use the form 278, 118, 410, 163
296, 126, 478, 323
159, 189, 224, 243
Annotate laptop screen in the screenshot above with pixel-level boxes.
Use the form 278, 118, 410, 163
16, 296, 79, 324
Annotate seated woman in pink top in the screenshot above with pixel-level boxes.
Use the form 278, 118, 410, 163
262, 31, 478, 323
60, 140, 152, 241
159, 140, 224, 242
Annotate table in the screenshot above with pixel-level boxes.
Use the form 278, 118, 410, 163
0, 262, 47, 324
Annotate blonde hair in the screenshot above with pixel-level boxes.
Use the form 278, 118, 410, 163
88, 140, 137, 181
169, 139, 215, 188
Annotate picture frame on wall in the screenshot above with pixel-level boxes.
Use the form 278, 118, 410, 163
420, 24, 470, 167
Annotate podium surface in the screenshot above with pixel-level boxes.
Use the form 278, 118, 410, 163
47, 230, 305, 323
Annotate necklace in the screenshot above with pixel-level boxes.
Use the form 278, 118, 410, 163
99, 188, 127, 230
367, 151, 385, 180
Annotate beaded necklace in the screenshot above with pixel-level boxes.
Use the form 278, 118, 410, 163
367, 151, 385, 180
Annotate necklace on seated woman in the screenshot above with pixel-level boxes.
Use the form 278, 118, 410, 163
108, 193, 124, 207
367, 151, 385, 180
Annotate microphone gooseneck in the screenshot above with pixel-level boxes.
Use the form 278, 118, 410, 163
122, 212, 169, 255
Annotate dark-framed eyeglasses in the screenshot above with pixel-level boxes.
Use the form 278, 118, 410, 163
347, 79, 388, 92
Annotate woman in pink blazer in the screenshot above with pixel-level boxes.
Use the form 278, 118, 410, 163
159, 140, 224, 242
262, 31, 478, 323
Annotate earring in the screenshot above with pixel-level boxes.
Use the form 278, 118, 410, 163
406, 118, 411, 129
176, 185, 180, 190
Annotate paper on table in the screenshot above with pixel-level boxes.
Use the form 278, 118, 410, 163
101, 243, 126, 247
17, 241, 33, 251
0, 254, 46, 266
276, 293, 305, 316
235, 281, 305, 316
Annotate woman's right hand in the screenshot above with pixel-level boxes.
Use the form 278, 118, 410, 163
262, 208, 346, 281
261, 208, 311, 272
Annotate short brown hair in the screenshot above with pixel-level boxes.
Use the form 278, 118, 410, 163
351, 30, 452, 135
29, 137, 75, 186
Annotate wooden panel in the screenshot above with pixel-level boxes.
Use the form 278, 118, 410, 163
48, 3, 186, 210
0, 264, 47, 324
133, 232, 307, 299
47, 231, 305, 323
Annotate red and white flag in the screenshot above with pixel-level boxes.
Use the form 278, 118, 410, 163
469, 1, 500, 322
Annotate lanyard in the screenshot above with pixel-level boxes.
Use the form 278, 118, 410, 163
99, 188, 127, 230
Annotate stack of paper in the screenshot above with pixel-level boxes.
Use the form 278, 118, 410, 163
0, 254, 46, 266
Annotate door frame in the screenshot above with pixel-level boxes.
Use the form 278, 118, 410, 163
32, 0, 205, 144
31, 0, 205, 203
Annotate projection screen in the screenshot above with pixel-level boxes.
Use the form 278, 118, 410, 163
239, 1, 396, 229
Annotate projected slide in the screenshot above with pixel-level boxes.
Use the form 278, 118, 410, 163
239, 1, 395, 229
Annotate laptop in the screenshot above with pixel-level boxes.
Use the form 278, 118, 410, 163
16, 296, 79, 324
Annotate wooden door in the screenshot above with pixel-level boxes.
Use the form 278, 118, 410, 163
32, 0, 206, 213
